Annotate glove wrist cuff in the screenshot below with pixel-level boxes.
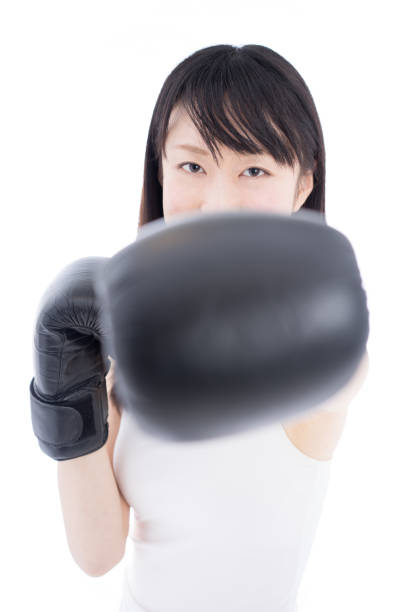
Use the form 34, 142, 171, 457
29, 377, 109, 461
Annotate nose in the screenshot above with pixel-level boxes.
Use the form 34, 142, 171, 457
199, 178, 243, 214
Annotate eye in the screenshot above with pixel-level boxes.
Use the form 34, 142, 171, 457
179, 162, 204, 174
243, 167, 267, 178
178, 163, 269, 178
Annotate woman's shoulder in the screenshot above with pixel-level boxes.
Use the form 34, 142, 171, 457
282, 404, 348, 461
283, 352, 369, 461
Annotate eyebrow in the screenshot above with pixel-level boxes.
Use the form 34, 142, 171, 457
172, 144, 267, 158
173, 144, 210, 156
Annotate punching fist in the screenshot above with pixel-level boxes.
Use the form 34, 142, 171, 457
96, 209, 370, 442
29, 257, 112, 460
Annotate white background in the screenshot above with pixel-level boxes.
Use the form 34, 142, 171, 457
1, 1, 407, 610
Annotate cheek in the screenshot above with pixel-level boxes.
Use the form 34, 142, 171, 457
163, 177, 201, 215
244, 184, 294, 214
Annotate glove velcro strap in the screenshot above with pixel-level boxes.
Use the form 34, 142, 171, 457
29, 377, 109, 461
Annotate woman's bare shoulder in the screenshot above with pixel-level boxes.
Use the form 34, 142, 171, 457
282, 405, 348, 461
282, 351, 370, 461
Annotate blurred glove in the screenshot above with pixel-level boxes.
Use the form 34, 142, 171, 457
96, 209, 370, 442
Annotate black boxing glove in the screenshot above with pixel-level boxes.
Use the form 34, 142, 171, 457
96, 209, 370, 442
29, 257, 111, 461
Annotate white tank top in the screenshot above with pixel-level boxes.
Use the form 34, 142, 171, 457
113, 407, 331, 612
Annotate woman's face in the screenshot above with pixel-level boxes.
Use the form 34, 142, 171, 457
161, 106, 314, 223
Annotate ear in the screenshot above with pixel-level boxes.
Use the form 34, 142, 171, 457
293, 170, 314, 213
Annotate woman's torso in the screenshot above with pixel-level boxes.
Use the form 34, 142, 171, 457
109, 390, 335, 612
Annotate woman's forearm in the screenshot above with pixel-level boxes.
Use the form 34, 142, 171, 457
57, 443, 127, 577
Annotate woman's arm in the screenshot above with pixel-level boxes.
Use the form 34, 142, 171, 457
57, 363, 129, 577
282, 351, 370, 460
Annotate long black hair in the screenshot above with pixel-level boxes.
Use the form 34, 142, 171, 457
137, 44, 326, 229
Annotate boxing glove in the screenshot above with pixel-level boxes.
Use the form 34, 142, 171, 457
96, 209, 370, 443
29, 257, 112, 460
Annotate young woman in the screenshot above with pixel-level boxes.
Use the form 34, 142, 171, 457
58, 44, 369, 611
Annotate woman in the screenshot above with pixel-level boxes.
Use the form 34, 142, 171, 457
60, 44, 369, 611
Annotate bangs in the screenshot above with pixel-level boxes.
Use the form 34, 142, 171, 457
158, 51, 303, 169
